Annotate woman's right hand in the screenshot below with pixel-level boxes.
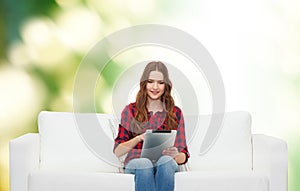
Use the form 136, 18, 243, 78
136, 133, 145, 142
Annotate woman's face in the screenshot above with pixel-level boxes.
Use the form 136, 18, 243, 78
146, 71, 165, 102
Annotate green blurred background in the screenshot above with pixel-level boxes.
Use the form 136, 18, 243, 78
1, 0, 299, 191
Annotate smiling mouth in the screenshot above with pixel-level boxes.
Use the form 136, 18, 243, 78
150, 91, 160, 94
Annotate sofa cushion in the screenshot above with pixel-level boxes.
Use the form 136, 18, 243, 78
38, 111, 120, 172
28, 171, 134, 191
175, 171, 269, 191
28, 170, 268, 191
187, 111, 252, 171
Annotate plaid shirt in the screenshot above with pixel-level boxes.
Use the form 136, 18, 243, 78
114, 102, 190, 165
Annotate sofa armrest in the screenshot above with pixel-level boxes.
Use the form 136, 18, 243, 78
252, 134, 288, 191
9, 133, 40, 191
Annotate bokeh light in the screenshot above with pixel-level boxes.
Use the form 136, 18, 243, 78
21, 17, 71, 68
55, 7, 103, 52
0, 66, 46, 132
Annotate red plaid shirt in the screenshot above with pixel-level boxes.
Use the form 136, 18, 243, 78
114, 102, 190, 165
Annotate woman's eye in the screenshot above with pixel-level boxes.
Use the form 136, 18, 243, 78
159, 81, 165, 84
147, 80, 153, 83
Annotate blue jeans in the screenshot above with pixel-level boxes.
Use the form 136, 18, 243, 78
125, 155, 178, 191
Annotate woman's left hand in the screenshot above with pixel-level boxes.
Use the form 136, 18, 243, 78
162, 147, 179, 158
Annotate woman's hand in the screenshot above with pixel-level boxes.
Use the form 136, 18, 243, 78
135, 133, 145, 143
162, 147, 179, 158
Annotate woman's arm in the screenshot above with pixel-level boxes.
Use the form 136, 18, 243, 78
114, 133, 144, 158
114, 104, 140, 158
173, 107, 190, 164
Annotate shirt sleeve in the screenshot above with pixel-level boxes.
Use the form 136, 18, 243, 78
113, 104, 134, 151
174, 107, 190, 164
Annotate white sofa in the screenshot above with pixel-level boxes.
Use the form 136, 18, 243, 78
9, 111, 288, 191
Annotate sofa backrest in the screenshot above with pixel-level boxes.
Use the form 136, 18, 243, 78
38, 111, 121, 172
38, 110, 252, 172
187, 111, 252, 171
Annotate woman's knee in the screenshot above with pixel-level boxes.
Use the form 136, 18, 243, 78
157, 155, 176, 166
126, 158, 154, 170
156, 155, 178, 172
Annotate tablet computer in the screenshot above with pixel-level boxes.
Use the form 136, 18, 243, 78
140, 130, 177, 163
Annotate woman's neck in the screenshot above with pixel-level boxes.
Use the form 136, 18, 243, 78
147, 99, 164, 114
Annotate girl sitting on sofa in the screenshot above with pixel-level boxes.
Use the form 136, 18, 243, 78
113, 61, 189, 191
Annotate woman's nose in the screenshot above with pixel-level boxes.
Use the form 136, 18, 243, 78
153, 82, 158, 89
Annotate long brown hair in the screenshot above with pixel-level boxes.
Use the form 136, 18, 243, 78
132, 61, 178, 135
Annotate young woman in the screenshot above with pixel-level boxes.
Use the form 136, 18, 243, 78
113, 61, 189, 191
